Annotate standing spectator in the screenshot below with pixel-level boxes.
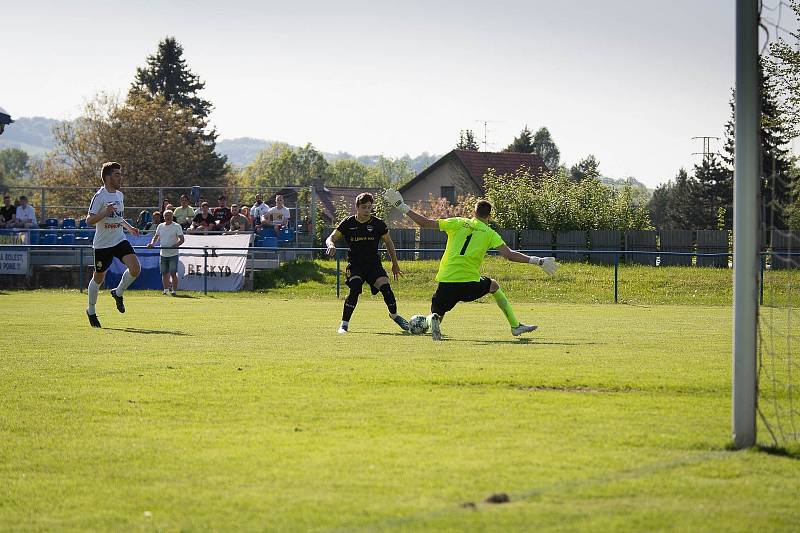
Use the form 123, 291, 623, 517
0, 194, 15, 228
147, 209, 184, 296
189, 202, 216, 233
213, 195, 232, 231
227, 204, 250, 233
84, 162, 141, 328
173, 194, 195, 229
250, 193, 269, 230
241, 205, 251, 225
265, 194, 291, 236
13, 195, 37, 228
145, 211, 162, 232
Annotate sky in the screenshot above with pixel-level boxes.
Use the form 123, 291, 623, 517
2, 0, 781, 187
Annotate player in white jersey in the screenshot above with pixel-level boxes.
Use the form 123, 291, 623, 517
85, 162, 141, 328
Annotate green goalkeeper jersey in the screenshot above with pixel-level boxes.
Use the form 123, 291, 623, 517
435, 217, 505, 282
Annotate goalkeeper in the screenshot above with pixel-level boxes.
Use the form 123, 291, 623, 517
385, 189, 559, 341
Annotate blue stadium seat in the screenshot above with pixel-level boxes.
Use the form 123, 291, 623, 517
61, 218, 77, 229
28, 230, 40, 245
60, 233, 75, 245
42, 233, 58, 245
44, 218, 59, 228
80, 229, 95, 239
79, 218, 88, 228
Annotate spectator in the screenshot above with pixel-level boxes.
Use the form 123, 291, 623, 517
241, 205, 251, 224
147, 209, 184, 296
250, 193, 269, 230
0, 194, 15, 228
136, 210, 150, 231
189, 202, 216, 233
213, 195, 232, 231
161, 198, 172, 214
173, 194, 195, 229
264, 194, 291, 236
227, 204, 250, 233
145, 211, 162, 232
13, 195, 37, 228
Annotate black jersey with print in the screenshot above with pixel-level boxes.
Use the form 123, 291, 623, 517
336, 215, 388, 263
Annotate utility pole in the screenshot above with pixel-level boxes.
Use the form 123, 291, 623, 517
692, 136, 720, 163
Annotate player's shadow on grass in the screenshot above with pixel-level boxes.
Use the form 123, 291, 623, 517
463, 338, 603, 346
104, 327, 191, 336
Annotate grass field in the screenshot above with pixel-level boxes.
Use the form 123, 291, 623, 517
1, 266, 799, 530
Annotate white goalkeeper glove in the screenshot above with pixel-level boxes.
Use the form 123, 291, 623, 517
529, 256, 560, 276
384, 189, 410, 214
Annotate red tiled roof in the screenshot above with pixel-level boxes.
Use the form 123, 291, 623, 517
453, 150, 548, 189
399, 150, 548, 194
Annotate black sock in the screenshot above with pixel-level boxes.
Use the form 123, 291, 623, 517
379, 284, 397, 315
343, 292, 359, 322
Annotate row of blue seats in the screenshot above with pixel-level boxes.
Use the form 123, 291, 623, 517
42, 218, 90, 229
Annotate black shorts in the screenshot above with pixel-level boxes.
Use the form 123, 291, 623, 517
346, 260, 388, 295
431, 276, 492, 316
93, 239, 136, 273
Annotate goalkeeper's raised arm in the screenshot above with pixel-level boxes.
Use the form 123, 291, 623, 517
383, 189, 438, 229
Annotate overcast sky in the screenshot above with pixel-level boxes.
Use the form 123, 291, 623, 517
2, 0, 776, 187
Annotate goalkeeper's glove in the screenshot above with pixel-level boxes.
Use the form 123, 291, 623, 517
529, 256, 560, 276
384, 189, 410, 214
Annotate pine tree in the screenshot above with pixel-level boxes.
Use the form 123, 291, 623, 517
127, 37, 227, 185
691, 155, 732, 229
456, 129, 479, 151
504, 126, 534, 153
130, 37, 212, 119
722, 62, 796, 230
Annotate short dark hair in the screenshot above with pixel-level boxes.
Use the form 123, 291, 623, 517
218, 195, 226, 201
355, 192, 374, 206
475, 200, 492, 218
19, 195, 28, 201
180, 194, 189, 200
101, 162, 121, 181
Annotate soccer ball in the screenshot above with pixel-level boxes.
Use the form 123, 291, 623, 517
409, 314, 429, 334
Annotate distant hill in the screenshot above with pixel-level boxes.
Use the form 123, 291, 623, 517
0, 116, 62, 155
216, 137, 439, 174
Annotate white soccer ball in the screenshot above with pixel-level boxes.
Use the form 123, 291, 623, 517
409, 314, 429, 334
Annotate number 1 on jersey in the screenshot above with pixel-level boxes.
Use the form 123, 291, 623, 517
459, 234, 473, 255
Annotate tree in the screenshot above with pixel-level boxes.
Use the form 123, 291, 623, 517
328, 159, 376, 187
532, 127, 560, 170
504, 126, 534, 153
37, 93, 229, 216
241, 143, 331, 189
569, 155, 601, 182
456, 129, 479, 151
690, 155, 732, 229
722, 62, 796, 230
130, 36, 212, 119
0, 148, 30, 178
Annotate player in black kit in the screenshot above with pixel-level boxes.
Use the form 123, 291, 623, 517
326, 192, 410, 334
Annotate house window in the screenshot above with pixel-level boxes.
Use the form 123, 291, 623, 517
441, 186, 456, 205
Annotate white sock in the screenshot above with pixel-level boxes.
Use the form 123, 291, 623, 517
163, 289, 169, 294
340, 320, 349, 328
87, 279, 100, 314
115, 269, 137, 296
389, 312, 398, 319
